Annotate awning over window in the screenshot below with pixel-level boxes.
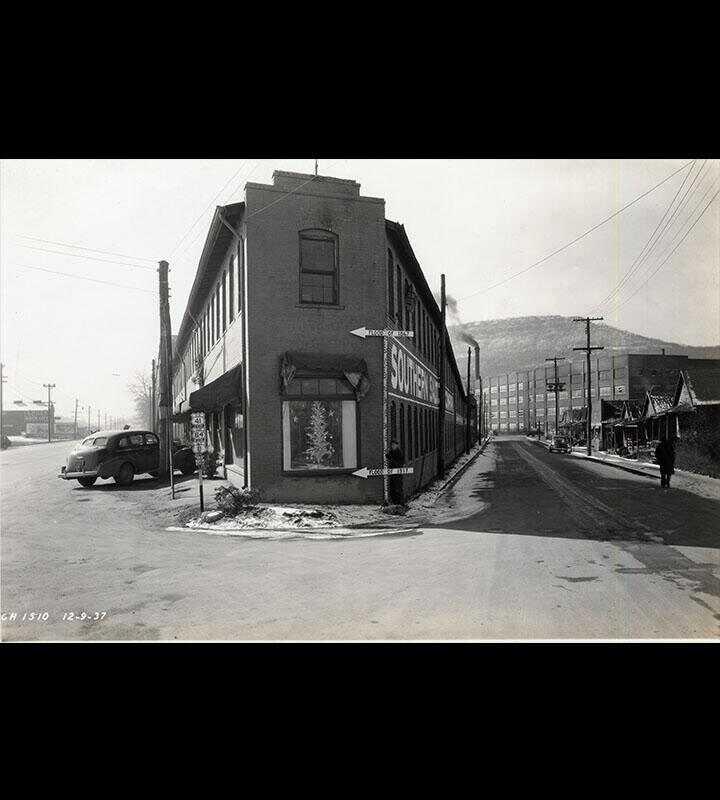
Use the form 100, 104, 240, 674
189, 364, 242, 412
279, 351, 370, 398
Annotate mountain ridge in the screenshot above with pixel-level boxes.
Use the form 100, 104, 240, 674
448, 315, 720, 379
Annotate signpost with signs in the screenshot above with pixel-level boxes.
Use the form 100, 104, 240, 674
190, 412, 207, 511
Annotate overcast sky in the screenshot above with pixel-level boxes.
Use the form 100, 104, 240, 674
1, 158, 718, 422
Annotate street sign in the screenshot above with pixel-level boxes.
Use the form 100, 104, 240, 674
350, 327, 414, 339
352, 466, 414, 479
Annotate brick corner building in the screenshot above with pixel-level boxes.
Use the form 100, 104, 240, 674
168, 170, 476, 504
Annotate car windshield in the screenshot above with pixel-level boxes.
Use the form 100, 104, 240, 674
93, 437, 108, 446
81, 437, 94, 446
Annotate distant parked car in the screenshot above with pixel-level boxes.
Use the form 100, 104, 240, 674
58, 430, 196, 487
548, 435, 571, 454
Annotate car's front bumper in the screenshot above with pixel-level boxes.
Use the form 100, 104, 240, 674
58, 468, 99, 480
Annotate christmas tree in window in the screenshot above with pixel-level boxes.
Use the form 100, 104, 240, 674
304, 401, 335, 467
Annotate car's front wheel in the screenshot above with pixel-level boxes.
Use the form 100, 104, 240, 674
77, 476, 97, 487
115, 462, 134, 486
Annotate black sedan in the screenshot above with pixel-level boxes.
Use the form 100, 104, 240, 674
58, 430, 196, 487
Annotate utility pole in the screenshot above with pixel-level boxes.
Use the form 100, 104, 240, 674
87, 405, 91, 434
74, 398, 79, 438
573, 317, 604, 456
151, 358, 156, 433
465, 347, 471, 454
437, 274, 446, 479
97, 410, 100, 430
0, 363, 5, 444
545, 356, 566, 436
158, 260, 175, 495
43, 383, 55, 442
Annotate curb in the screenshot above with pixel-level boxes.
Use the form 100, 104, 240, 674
434, 435, 492, 499
527, 436, 659, 480
569, 452, 659, 479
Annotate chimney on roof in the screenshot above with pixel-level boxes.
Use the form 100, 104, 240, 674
474, 345, 480, 381
662, 348, 666, 356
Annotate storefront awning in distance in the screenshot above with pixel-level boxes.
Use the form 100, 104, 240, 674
189, 364, 242, 412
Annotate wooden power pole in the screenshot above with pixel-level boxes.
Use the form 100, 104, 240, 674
158, 261, 171, 480
545, 356, 566, 436
151, 358, 156, 433
437, 274, 446, 479
465, 346, 471, 454
74, 398, 78, 438
573, 317, 604, 456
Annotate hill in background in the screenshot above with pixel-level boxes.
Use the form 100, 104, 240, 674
449, 315, 720, 379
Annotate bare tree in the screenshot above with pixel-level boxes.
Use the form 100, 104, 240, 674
127, 371, 153, 430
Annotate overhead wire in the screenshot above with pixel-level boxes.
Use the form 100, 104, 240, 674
17, 244, 157, 272
592, 159, 703, 311
12, 262, 157, 293
594, 160, 712, 311
457, 159, 695, 301
15, 235, 157, 263
611, 181, 720, 312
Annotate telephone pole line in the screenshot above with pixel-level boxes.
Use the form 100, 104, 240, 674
545, 356, 566, 436
74, 398, 79, 438
151, 358, 156, 432
0, 363, 6, 444
437, 274, 446, 478
43, 383, 55, 442
158, 260, 175, 493
573, 317, 604, 456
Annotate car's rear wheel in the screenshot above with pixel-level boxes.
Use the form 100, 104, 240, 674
115, 462, 134, 486
77, 476, 97, 487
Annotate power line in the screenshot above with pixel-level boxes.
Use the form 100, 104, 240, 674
592, 159, 703, 311
169, 159, 252, 258
457, 160, 695, 301
15, 235, 157, 263
612, 183, 720, 313
17, 244, 156, 271
594, 160, 712, 311
12, 263, 157, 293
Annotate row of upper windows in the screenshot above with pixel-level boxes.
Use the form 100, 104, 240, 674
387, 248, 442, 372
175, 237, 245, 395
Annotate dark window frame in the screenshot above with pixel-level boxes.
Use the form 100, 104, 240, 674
299, 229, 339, 306
229, 256, 235, 324
281, 371, 359, 476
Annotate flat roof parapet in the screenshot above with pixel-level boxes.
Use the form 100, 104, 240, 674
270, 170, 361, 198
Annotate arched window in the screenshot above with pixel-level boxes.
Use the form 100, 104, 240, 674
399, 404, 406, 459
299, 229, 338, 305
390, 400, 396, 441
413, 406, 418, 460
407, 405, 413, 462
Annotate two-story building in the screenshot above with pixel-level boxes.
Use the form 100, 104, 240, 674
167, 170, 476, 504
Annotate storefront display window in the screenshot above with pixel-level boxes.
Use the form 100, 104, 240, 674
282, 376, 357, 472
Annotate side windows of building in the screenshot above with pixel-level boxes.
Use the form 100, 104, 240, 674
299, 229, 338, 305
387, 250, 395, 319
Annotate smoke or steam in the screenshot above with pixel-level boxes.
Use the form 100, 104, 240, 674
434, 290, 479, 349
458, 330, 479, 349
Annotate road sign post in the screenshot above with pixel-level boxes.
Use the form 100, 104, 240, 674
190, 411, 207, 511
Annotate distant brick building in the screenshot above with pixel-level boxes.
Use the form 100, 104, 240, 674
483, 353, 720, 438
167, 171, 476, 504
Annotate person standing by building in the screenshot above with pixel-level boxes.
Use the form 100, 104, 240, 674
386, 439, 405, 506
655, 437, 676, 489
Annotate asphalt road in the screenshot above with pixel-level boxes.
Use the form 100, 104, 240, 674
2, 435, 719, 640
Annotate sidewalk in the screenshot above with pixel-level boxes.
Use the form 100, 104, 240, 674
526, 436, 720, 501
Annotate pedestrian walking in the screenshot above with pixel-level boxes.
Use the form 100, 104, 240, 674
386, 439, 405, 506
655, 437, 676, 489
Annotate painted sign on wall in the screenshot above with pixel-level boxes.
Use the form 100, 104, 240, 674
388, 340, 439, 407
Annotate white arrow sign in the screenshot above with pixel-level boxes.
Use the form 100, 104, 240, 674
350, 327, 414, 339
352, 466, 414, 479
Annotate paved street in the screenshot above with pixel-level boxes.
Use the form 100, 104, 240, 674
2, 436, 720, 640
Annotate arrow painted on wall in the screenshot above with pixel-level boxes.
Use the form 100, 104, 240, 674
352, 466, 414, 479
350, 327, 414, 339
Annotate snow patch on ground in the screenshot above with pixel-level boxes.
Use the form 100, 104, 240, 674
175, 438, 490, 537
